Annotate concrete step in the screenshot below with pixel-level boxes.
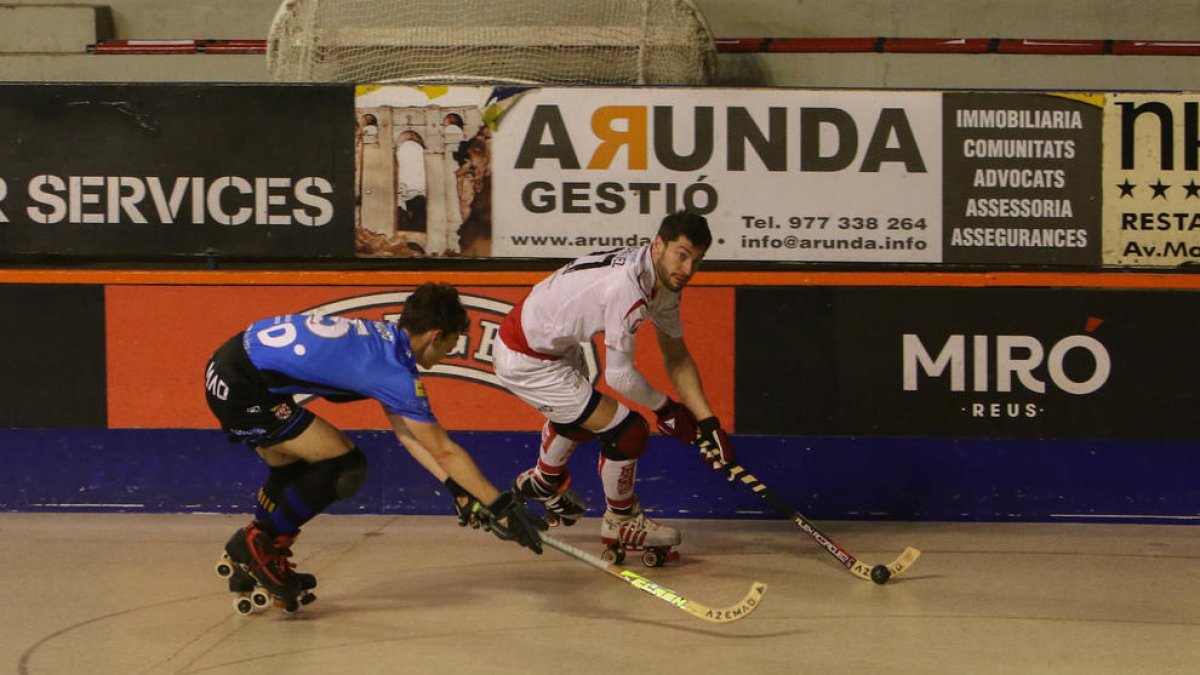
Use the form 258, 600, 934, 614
0, 4, 113, 53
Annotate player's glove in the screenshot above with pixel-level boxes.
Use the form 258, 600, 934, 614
696, 417, 735, 475
476, 491, 548, 555
444, 477, 480, 528
654, 398, 698, 446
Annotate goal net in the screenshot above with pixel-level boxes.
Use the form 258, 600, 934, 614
267, 0, 717, 86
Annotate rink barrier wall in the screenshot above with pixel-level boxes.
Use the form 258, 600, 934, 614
1, 268, 1198, 522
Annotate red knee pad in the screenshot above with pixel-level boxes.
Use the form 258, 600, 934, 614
598, 411, 649, 460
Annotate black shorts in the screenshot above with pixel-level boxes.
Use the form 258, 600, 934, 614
204, 333, 315, 448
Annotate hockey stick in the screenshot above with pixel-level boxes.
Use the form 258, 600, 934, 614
540, 533, 767, 624
717, 461, 920, 584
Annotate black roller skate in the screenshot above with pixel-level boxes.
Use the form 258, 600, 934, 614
600, 506, 681, 568
215, 523, 316, 615
513, 467, 588, 527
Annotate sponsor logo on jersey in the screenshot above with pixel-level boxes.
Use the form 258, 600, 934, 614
414, 380, 427, 398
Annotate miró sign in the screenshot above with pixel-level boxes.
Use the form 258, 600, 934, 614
902, 334, 1111, 395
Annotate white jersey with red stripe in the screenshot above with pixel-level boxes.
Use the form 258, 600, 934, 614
516, 245, 683, 357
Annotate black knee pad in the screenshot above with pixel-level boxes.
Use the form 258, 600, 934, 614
551, 421, 596, 443
331, 448, 369, 499
303, 448, 368, 501
598, 411, 649, 460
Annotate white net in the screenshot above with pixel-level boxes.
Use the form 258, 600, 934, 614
267, 0, 717, 86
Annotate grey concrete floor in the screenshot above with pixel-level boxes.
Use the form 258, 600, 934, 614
2, 513, 1197, 675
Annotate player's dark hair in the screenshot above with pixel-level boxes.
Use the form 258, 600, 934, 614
657, 210, 712, 249
398, 282, 470, 335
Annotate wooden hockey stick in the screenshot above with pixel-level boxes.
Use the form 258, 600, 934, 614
540, 533, 767, 624
718, 461, 920, 584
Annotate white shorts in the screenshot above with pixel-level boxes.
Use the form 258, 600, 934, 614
493, 338, 596, 424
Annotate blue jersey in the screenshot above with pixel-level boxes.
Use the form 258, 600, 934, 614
242, 314, 435, 423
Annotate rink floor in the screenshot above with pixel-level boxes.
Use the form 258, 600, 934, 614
2, 512, 1197, 675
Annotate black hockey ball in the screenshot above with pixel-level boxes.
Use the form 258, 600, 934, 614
870, 564, 891, 585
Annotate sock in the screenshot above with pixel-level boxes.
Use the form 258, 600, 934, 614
598, 455, 638, 515
536, 421, 580, 484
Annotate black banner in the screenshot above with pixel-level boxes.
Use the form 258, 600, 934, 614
736, 286, 1200, 439
0, 83, 355, 258
942, 92, 1103, 265
0, 284, 106, 427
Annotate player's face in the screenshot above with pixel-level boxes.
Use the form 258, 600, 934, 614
653, 235, 706, 292
417, 330, 462, 369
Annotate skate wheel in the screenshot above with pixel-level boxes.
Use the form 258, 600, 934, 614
299, 591, 317, 606
233, 595, 255, 616
641, 548, 665, 568
251, 588, 271, 608
214, 556, 234, 579
601, 545, 626, 565
544, 512, 561, 527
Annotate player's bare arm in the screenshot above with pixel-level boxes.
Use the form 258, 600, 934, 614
387, 411, 500, 504
656, 330, 714, 420
655, 330, 735, 469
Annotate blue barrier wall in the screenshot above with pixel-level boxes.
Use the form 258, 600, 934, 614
4, 429, 1197, 523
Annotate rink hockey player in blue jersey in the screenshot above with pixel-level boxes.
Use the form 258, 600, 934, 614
204, 282, 546, 613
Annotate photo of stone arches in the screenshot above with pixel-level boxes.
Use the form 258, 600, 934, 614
355, 100, 492, 257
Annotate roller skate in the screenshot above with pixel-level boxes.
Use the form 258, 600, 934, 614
513, 467, 588, 527
215, 523, 316, 615
600, 505, 681, 568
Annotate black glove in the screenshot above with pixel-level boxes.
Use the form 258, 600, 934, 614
654, 398, 698, 446
696, 417, 735, 474
477, 491, 548, 555
444, 477, 480, 528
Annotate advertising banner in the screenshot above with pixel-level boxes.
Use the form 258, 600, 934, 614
104, 284, 735, 432
7, 83, 1200, 269
0, 83, 355, 258
736, 286, 1200, 439
1103, 93, 1200, 266
353, 86, 1114, 265
489, 87, 944, 262
942, 92, 1103, 265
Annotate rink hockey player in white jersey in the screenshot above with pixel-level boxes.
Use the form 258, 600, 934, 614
494, 211, 736, 567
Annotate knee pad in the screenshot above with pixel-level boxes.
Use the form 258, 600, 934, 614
331, 448, 369, 499
304, 448, 368, 500
598, 411, 649, 460
550, 421, 596, 443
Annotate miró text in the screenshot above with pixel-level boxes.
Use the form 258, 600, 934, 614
902, 333, 1111, 395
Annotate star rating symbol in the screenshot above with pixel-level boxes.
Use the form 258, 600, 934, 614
1150, 179, 1171, 199
1116, 179, 1136, 197
1185, 180, 1200, 199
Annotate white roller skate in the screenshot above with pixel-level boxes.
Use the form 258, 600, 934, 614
600, 506, 681, 568
513, 467, 588, 527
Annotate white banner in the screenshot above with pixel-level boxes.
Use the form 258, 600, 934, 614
490, 87, 943, 261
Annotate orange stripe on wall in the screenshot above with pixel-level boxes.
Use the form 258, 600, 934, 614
104, 285, 735, 432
